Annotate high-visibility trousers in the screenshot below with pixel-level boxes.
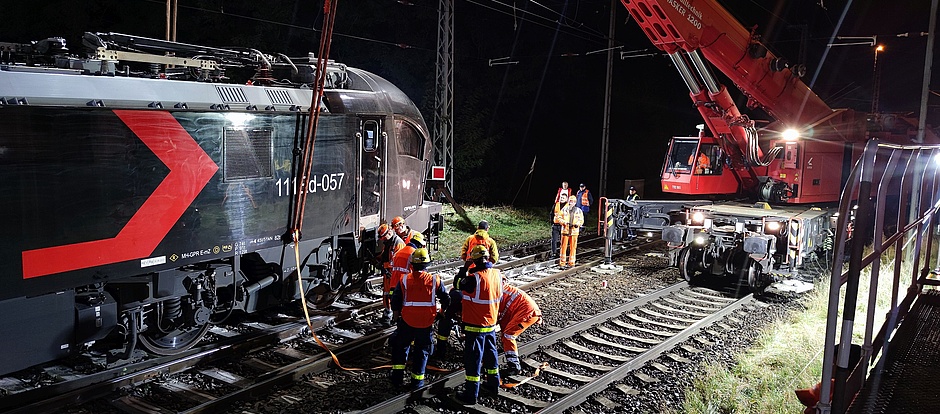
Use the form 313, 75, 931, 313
499, 311, 540, 354
559, 233, 579, 266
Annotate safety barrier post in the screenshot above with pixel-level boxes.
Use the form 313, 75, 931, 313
600, 197, 614, 264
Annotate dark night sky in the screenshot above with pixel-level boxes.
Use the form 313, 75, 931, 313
3, 0, 939, 206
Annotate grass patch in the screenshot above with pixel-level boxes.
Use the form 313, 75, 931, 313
675, 247, 916, 413
431, 203, 599, 261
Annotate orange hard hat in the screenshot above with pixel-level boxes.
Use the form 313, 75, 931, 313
391, 216, 405, 227
378, 223, 391, 237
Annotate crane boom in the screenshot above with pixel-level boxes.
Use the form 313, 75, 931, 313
621, 0, 833, 126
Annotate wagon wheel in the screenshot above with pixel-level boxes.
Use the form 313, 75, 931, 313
139, 321, 211, 355
745, 259, 766, 294
678, 248, 698, 283
306, 283, 342, 310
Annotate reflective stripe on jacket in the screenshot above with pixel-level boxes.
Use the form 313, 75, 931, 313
461, 267, 502, 327
400, 271, 441, 328
498, 284, 541, 321
389, 245, 416, 294
560, 206, 585, 236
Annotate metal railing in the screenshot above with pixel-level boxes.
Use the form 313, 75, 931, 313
819, 139, 940, 413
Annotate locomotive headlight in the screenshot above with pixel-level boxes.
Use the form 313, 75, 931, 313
694, 235, 707, 245
765, 221, 782, 233
691, 212, 705, 225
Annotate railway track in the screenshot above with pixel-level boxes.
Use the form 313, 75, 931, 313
0, 236, 647, 413
358, 282, 754, 413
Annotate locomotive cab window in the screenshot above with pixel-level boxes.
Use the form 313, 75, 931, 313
362, 120, 379, 152
395, 120, 425, 160
223, 127, 274, 180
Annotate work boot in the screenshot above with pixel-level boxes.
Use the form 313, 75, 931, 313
389, 369, 404, 387
410, 379, 425, 389
379, 309, 393, 327
456, 381, 480, 405
501, 363, 521, 377
482, 374, 501, 395
432, 338, 448, 361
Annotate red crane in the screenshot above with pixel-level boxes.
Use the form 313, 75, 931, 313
620, 0, 929, 203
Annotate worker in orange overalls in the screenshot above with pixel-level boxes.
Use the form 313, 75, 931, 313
389, 248, 450, 389
455, 245, 503, 405
558, 195, 584, 268
497, 280, 541, 377
377, 223, 405, 326
392, 216, 421, 244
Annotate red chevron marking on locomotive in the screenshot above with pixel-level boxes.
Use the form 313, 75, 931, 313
22, 110, 219, 279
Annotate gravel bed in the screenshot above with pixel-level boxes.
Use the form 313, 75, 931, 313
68, 248, 807, 413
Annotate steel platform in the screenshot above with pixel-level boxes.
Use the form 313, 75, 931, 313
847, 289, 940, 413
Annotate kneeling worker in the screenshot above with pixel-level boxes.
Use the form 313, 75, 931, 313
498, 281, 541, 377
389, 248, 449, 389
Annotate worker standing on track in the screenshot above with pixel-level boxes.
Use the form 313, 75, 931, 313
555, 181, 571, 203
377, 223, 405, 326
389, 232, 426, 340
558, 195, 584, 268
432, 242, 487, 363
576, 183, 593, 213
497, 281, 541, 377
389, 248, 449, 389
551, 194, 567, 259
455, 245, 503, 405
390, 232, 427, 301
460, 220, 499, 264
392, 216, 421, 244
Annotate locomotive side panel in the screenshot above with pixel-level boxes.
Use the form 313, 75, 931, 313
0, 107, 358, 301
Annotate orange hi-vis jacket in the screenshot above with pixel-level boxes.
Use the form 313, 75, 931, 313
399, 271, 443, 328
461, 267, 503, 328
498, 284, 540, 321
553, 201, 565, 225
460, 230, 499, 263
559, 205, 584, 236
389, 245, 416, 296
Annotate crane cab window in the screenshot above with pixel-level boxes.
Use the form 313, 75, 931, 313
666, 139, 699, 174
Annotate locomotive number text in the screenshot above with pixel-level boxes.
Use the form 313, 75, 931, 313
275, 173, 346, 197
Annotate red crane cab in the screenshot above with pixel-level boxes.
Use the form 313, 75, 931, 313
661, 135, 739, 196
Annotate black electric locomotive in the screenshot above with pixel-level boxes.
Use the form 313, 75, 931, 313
0, 33, 442, 375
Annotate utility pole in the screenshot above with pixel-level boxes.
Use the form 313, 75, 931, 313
599, 0, 616, 197
434, 0, 454, 196
871, 43, 884, 114
916, 0, 938, 143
